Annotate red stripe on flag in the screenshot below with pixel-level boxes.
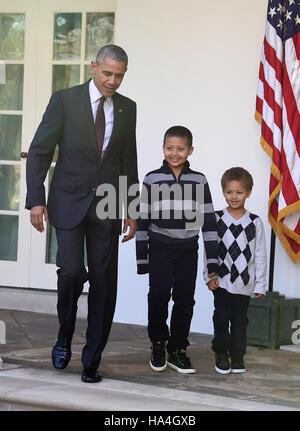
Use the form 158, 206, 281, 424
289, 234, 300, 254
269, 173, 280, 197
283, 67, 300, 158
261, 120, 281, 169
280, 146, 299, 206
256, 95, 263, 116
259, 62, 282, 129
269, 191, 278, 221
264, 38, 283, 82
294, 218, 300, 236
293, 33, 300, 60
259, 61, 264, 81
262, 77, 282, 130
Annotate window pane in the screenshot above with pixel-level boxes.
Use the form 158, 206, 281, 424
84, 64, 93, 83
0, 165, 20, 210
46, 167, 56, 263
0, 64, 24, 110
0, 115, 22, 160
85, 13, 114, 61
52, 65, 80, 93
0, 14, 25, 60
52, 146, 59, 163
0, 215, 18, 261
53, 13, 82, 61
46, 224, 57, 264
45, 225, 87, 265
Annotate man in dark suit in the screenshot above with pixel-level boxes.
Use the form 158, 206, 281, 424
26, 45, 138, 383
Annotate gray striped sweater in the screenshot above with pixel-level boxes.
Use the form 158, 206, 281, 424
136, 160, 219, 274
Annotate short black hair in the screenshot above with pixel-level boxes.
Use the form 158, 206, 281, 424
163, 126, 193, 148
96, 44, 128, 67
221, 167, 254, 191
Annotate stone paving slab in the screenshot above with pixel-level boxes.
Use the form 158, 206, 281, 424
2, 340, 300, 410
1, 366, 298, 412
1, 309, 300, 411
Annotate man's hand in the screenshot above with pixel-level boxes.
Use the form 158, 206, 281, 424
30, 206, 48, 232
254, 293, 264, 299
122, 219, 137, 243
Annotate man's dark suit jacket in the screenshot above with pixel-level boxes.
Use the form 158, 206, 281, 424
26, 80, 138, 231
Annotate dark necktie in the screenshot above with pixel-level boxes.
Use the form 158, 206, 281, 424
95, 96, 106, 157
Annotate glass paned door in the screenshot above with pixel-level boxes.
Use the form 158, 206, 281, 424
51, 11, 115, 93
0, 0, 39, 287
0, 0, 116, 290
29, 0, 116, 290
0, 13, 25, 59
0, 13, 24, 262
45, 9, 115, 268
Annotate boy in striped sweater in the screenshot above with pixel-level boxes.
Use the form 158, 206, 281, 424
136, 126, 218, 373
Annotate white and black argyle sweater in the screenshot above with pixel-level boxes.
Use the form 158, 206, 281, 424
203, 208, 267, 296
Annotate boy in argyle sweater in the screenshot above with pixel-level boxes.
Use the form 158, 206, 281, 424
136, 126, 218, 373
203, 167, 267, 374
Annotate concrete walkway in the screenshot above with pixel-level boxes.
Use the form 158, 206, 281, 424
1, 309, 300, 411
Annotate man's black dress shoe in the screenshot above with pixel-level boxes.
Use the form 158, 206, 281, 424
81, 367, 102, 383
52, 343, 72, 370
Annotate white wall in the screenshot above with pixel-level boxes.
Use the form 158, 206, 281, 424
113, 0, 300, 334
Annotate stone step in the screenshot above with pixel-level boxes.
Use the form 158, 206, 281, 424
0, 365, 297, 412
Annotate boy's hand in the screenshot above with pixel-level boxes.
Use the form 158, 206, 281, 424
207, 278, 219, 291
254, 293, 264, 299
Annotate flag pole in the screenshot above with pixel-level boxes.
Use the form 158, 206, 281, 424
268, 229, 276, 292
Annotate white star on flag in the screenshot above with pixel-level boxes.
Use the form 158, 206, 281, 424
277, 3, 285, 14
269, 7, 277, 17
286, 11, 292, 20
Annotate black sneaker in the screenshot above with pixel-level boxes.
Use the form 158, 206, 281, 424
167, 349, 196, 374
215, 352, 231, 374
150, 341, 167, 371
231, 355, 246, 373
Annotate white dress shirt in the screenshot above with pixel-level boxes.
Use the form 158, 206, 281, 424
89, 79, 114, 156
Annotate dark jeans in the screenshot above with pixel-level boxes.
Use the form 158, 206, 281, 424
148, 239, 198, 353
55, 198, 119, 369
212, 287, 250, 358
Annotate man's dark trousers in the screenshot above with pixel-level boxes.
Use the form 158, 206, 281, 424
55, 197, 119, 370
147, 239, 198, 353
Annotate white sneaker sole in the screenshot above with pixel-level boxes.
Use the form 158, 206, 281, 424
215, 365, 231, 375
231, 368, 246, 374
167, 361, 196, 374
150, 361, 167, 372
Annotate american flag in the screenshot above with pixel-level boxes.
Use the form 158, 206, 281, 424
255, 0, 300, 263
